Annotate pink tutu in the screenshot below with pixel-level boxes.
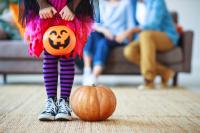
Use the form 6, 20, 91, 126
25, 0, 93, 58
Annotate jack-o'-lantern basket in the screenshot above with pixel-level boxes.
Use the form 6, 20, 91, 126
43, 26, 76, 56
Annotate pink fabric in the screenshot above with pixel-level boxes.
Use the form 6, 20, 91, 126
50, 0, 67, 12
25, 0, 93, 58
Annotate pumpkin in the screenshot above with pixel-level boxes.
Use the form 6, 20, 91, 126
70, 85, 117, 121
43, 26, 76, 56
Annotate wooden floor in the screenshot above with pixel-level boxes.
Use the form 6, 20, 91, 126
0, 85, 200, 133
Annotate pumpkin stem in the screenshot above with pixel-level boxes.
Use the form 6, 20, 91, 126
92, 84, 96, 87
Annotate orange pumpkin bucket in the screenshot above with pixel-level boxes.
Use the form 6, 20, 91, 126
43, 26, 76, 56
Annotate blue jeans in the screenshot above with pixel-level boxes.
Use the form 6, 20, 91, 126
84, 32, 123, 67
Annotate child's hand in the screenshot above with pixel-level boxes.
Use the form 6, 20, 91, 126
39, 6, 57, 19
59, 6, 75, 21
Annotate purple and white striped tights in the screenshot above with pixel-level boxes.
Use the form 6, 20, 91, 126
43, 50, 75, 100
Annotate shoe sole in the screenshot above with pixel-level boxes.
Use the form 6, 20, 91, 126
38, 115, 55, 121
55, 118, 72, 121
55, 114, 72, 121
137, 84, 155, 90
39, 118, 55, 121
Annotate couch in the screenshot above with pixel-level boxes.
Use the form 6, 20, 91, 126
0, 12, 194, 85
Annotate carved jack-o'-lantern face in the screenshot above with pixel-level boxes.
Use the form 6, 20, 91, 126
43, 26, 76, 56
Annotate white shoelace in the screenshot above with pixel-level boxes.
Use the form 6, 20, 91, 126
45, 98, 55, 113
58, 99, 72, 113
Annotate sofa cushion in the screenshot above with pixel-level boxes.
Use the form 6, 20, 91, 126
0, 60, 43, 73
108, 46, 183, 65
104, 61, 140, 74
0, 60, 83, 74
108, 46, 126, 63
0, 40, 43, 59
157, 47, 183, 65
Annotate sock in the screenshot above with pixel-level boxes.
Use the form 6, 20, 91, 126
83, 67, 92, 75
91, 74, 97, 85
60, 57, 75, 100
43, 51, 58, 98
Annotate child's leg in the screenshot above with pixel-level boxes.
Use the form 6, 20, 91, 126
60, 57, 75, 99
43, 50, 59, 98
55, 57, 75, 120
56, 57, 74, 120
38, 51, 58, 121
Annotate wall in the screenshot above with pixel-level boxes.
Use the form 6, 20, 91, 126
166, 0, 200, 87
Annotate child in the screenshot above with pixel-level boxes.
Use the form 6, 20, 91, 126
19, 0, 93, 121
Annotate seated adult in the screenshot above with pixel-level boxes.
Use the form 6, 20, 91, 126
83, 0, 136, 85
123, 0, 179, 89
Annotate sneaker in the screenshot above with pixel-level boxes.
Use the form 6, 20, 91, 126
83, 74, 97, 86
161, 69, 175, 87
137, 79, 155, 90
55, 98, 72, 121
137, 84, 155, 90
38, 97, 57, 121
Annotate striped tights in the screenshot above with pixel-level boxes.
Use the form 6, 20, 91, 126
43, 51, 75, 99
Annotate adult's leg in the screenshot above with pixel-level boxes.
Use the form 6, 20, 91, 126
124, 41, 155, 88
43, 50, 58, 98
139, 31, 175, 84
60, 57, 75, 100
83, 32, 104, 85
83, 32, 104, 68
124, 40, 140, 65
84, 32, 95, 68
93, 38, 112, 77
